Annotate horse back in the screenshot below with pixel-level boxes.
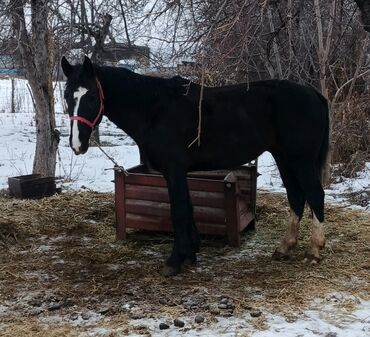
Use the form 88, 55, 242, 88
143, 79, 328, 172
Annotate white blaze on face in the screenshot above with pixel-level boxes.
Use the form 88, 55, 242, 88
71, 87, 88, 152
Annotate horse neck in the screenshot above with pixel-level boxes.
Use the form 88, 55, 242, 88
96, 67, 162, 145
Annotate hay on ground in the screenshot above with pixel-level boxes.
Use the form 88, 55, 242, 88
0, 191, 369, 336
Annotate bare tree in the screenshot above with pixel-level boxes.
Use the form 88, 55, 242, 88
9, 0, 60, 177
1, 0, 368, 181
133, 0, 369, 182
52, 0, 138, 145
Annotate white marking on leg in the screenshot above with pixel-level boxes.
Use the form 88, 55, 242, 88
71, 87, 88, 153
276, 208, 300, 255
309, 212, 325, 264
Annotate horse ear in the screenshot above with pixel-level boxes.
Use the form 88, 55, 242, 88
61, 56, 73, 77
83, 55, 95, 78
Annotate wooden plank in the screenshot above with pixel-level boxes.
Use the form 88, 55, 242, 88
126, 165, 255, 183
239, 190, 252, 200
125, 184, 225, 208
126, 213, 227, 236
125, 199, 226, 223
197, 222, 227, 236
125, 174, 225, 192
188, 178, 224, 192
125, 174, 167, 187
240, 189, 252, 200
191, 190, 225, 208
249, 166, 258, 230
128, 165, 253, 178
114, 170, 126, 241
188, 168, 253, 177
239, 211, 255, 232
239, 180, 253, 190
126, 213, 172, 232
224, 181, 240, 247
238, 198, 247, 212
126, 185, 169, 202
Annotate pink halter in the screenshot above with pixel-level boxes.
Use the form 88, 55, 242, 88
70, 79, 104, 129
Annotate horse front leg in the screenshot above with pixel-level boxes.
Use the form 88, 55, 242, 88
162, 168, 200, 276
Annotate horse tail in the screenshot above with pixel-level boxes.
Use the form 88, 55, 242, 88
316, 91, 330, 182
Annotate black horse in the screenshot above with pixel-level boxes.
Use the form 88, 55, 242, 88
62, 56, 329, 276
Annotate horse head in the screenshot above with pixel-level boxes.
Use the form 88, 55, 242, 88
61, 56, 104, 155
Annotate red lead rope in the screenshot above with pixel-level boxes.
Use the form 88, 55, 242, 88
69, 78, 105, 129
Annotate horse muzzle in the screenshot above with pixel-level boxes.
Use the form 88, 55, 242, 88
70, 139, 89, 155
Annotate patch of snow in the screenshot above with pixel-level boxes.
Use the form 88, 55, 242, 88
51, 258, 65, 265
0, 305, 9, 314
36, 245, 54, 252
38, 311, 104, 326
78, 327, 113, 337
257, 151, 284, 192
124, 298, 370, 337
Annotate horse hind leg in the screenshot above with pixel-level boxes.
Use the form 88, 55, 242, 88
304, 210, 326, 265
272, 158, 305, 260
296, 167, 326, 264
273, 208, 302, 260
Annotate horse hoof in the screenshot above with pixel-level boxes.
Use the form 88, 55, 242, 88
183, 257, 197, 267
161, 265, 181, 277
272, 250, 290, 261
302, 254, 321, 265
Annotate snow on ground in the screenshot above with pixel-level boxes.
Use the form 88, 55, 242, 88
0, 78, 369, 336
125, 296, 370, 337
0, 112, 140, 191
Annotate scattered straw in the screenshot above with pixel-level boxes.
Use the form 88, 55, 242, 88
0, 191, 368, 336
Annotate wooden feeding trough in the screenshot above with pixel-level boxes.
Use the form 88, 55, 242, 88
8, 174, 56, 199
114, 164, 257, 246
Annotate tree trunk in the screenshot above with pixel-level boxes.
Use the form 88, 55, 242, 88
11, 0, 60, 177
11, 78, 15, 114
314, 0, 337, 186
267, 7, 283, 79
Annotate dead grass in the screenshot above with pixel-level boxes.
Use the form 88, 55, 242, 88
0, 191, 369, 336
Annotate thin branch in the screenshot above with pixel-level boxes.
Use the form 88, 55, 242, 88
118, 0, 131, 47
188, 0, 228, 148
331, 68, 370, 107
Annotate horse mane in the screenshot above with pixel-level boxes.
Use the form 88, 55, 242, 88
93, 65, 196, 98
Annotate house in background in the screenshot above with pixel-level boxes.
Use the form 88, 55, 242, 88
103, 42, 150, 69
0, 54, 24, 76
0, 40, 24, 77
61, 42, 151, 77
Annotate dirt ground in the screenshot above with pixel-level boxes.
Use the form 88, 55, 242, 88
0, 192, 369, 336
